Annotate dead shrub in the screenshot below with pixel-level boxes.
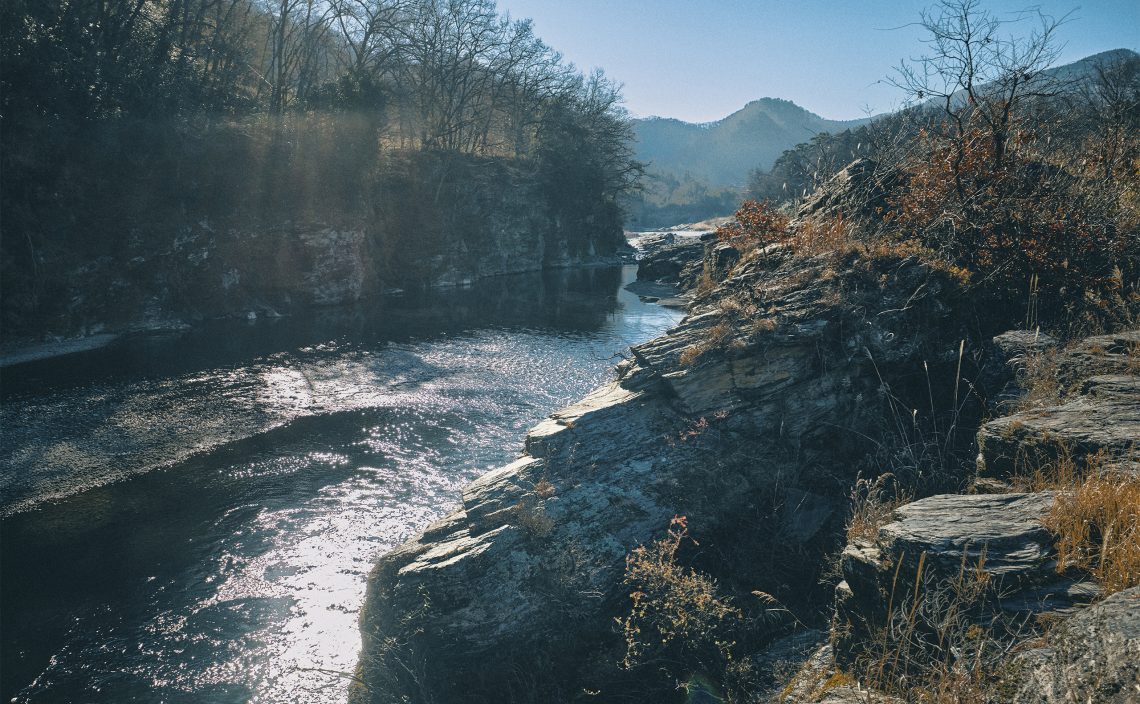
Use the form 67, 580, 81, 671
715, 199, 792, 249
618, 516, 741, 671
514, 496, 554, 539
846, 473, 913, 543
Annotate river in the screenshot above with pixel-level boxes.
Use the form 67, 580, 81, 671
0, 265, 682, 703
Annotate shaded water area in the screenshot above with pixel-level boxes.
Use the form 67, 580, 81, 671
1, 265, 682, 703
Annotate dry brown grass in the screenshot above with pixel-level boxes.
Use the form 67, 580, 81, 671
852, 548, 1023, 704
1009, 448, 1140, 596
789, 211, 853, 255
1042, 470, 1140, 595
679, 321, 733, 366
1014, 348, 1062, 411
846, 474, 913, 543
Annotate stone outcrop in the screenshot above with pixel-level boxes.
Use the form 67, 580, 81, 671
977, 330, 1140, 480
796, 159, 894, 227
824, 327, 1139, 700
975, 329, 1059, 413
635, 235, 707, 288
1011, 587, 1140, 703
1054, 330, 1140, 389
353, 245, 981, 702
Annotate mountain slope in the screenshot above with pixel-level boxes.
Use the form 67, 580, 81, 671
633, 98, 868, 187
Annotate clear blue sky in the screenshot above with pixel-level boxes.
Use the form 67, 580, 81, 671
497, 0, 1139, 122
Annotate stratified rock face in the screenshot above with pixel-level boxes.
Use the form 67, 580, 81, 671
977, 330, 1140, 480
635, 236, 707, 286
354, 247, 979, 702
1011, 587, 1140, 704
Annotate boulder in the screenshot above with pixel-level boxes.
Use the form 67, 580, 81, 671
635, 236, 706, 287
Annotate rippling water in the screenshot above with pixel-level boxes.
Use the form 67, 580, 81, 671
0, 266, 682, 704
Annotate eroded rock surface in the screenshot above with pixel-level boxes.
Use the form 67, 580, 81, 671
829, 328, 1138, 696
1011, 587, 1140, 704
980, 346, 1140, 476
1055, 330, 1140, 389
353, 246, 980, 702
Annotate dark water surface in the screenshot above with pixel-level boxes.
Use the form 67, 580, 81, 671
0, 266, 682, 703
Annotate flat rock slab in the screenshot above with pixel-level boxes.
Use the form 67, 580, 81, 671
978, 374, 1140, 478
878, 492, 1056, 576
1056, 329, 1140, 388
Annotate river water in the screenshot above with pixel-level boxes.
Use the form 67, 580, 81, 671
0, 265, 682, 704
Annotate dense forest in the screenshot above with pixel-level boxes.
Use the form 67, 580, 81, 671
0, 0, 642, 337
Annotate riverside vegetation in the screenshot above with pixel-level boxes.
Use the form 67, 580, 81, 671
351, 3, 1138, 703
1, 0, 640, 339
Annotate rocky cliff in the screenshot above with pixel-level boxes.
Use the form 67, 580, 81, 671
3, 153, 626, 343
794, 329, 1139, 703
352, 236, 1006, 701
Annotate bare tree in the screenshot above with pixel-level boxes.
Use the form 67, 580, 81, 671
891, 0, 1067, 196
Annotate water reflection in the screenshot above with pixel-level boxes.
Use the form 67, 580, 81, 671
0, 265, 682, 703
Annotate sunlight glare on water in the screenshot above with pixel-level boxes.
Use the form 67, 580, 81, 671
0, 266, 683, 704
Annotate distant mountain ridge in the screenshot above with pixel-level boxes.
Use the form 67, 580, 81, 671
633, 98, 869, 187
625, 49, 1138, 228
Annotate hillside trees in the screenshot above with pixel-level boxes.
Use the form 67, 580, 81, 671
1, 0, 642, 331
883, 3, 1137, 326
740, 10, 1136, 332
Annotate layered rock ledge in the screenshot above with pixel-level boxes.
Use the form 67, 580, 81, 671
977, 330, 1140, 479
352, 245, 983, 701
823, 327, 1138, 701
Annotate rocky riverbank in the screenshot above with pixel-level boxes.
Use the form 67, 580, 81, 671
351, 166, 1138, 703
3, 151, 630, 345
351, 232, 991, 701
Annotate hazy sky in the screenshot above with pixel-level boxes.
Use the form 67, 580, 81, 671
498, 0, 1139, 122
